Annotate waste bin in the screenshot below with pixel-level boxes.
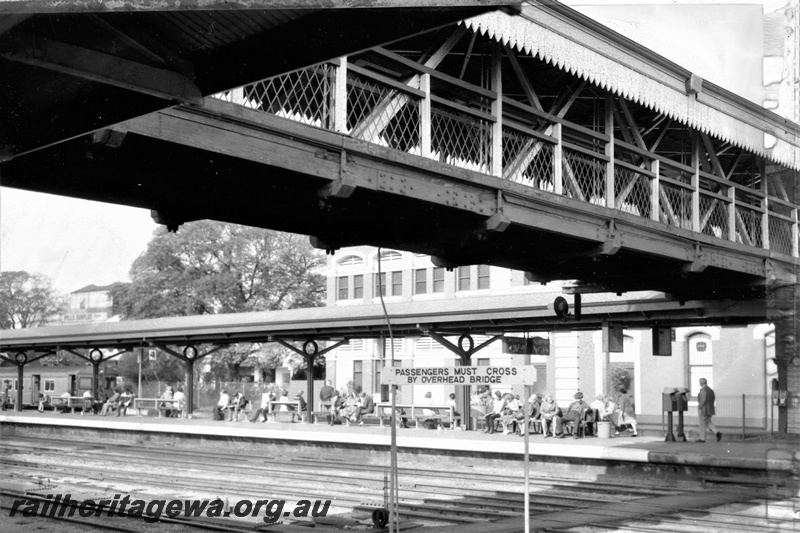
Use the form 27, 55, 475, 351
597, 421, 611, 439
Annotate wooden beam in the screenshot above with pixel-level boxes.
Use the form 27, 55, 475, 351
551, 79, 586, 119
2, 32, 202, 105
699, 132, 727, 179
617, 97, 647, 151
458, 32, 478, 80
649, 117, 672, 152
505, 46, 543, 111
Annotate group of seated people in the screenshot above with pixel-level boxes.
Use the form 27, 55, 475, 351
480, 388, 638, 438
41, 387, 137, 416
158, 386, 187, 418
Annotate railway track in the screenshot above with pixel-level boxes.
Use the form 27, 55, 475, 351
1, 433, 796, 532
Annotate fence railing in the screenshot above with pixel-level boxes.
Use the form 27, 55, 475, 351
661, 394, 773, 438
212, 54, 799, 259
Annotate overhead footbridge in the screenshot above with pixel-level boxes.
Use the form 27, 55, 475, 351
2, 2, 797, 306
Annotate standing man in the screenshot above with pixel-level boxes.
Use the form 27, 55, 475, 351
319, 380, 335, 411
697, 378, 721, 443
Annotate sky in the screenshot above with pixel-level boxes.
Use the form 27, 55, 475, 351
0, 1, 784, 295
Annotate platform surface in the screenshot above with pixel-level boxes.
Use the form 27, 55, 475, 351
1, 409, 797, 473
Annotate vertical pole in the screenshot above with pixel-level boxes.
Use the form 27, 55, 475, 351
334, 57, 348, 133
185, 358, 194, 419
742, 393, 746, 440
604, 93, 615, 209
650, 159, 660, 222
137, 348, 143, 399
691, 134, 700, 232
553, 123, 563, 196
420, 73, 432, 159
92, 361, 100, 396
523, 395, 530, 533
16, 364, 23, 412
306, 354, 315, 421
491, 43, 503, 178
727, 185, 737, 242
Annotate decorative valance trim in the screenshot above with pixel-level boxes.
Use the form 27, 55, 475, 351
463, 8, 800, 171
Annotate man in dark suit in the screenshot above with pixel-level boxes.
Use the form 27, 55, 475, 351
697, 378, 721, 442
356, 391, 374, 425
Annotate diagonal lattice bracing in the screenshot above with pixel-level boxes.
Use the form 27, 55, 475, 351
699, 194, 730, 240
562, 148, 605, 206
238, 64, 337, 129
431, 103, 491, 174
347, 72, 421, 153
614, 166, 651, 218
502, 126, 555, 191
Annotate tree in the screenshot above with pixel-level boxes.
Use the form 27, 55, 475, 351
111, 221, 327, 381
0, 271, 67, 329
111, 221, 326, 319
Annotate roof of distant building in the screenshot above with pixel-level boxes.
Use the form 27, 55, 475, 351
71, 283, 119, 294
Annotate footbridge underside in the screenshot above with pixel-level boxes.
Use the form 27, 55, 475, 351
3, 5, 799, 316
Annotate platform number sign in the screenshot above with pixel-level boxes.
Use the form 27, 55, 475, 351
148, 349, 157, 361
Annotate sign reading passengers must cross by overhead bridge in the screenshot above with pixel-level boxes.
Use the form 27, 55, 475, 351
381, 366, 536, 386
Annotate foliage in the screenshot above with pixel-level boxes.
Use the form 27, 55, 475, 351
116, 349, 185, 384
0, 271, 67, 329
110, 221, 326, 382
111, 221, 326, 319
608, 363, 634, 394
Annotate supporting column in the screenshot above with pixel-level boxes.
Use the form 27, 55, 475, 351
184, 358, 195, 419
16, 363, 24, 412
604, 93, 615, 208
553, 331, 579, 406
767, 276, 800, 435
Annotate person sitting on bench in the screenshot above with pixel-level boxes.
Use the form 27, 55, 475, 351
354, 391, 374, 425
555, 391, 589, 439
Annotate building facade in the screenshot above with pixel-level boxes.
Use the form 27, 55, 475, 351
323, 246, 776, 433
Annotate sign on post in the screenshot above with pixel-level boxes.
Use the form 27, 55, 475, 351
381, 366, 536, 386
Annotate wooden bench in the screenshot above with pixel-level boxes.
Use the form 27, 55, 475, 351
133, 398, 177, 417
376, 403, 458, 430
50, 396, 84, 413
267, 400, 304, 423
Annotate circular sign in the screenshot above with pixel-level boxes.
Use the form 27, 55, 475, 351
458, 333, 475, 353
14, 352, 27, 364
183, 346, 198, 360
89, 349, 103, 362
303, 339, 319, 357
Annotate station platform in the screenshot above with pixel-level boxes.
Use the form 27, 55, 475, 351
1, 409, 796, 481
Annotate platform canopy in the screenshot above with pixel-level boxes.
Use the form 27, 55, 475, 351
0, 292, 765, 353
0, 0, 518, 159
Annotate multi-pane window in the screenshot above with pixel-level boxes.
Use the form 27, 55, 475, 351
374, 272, 386, 296
339, 255, 364, 266
478, 265, 491, 290
375, 272, 401, 296
337, 276, 349, 300
433, 267, 445, 293
391, 271, 402, 296
353, 275, 363, 299
414, 268, 427, 294
44, 380, 55, 392
458, 266, 471, 291
353, 360, 363, 390
476, 358, 490, 366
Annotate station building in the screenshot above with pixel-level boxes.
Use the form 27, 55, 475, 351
323, 246, 777, 433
